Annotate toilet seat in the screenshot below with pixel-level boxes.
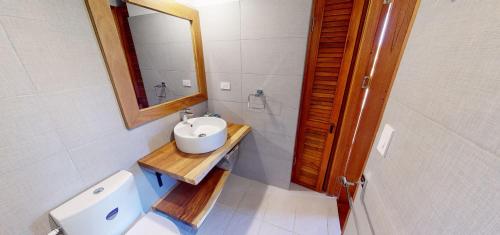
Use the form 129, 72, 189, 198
126, 211, 180, 235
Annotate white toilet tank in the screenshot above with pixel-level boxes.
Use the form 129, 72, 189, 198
50, 171, 143, 235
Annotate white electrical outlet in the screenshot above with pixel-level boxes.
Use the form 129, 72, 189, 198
182, 80, 192, 87
376, 124, 394, 157
220, 81, 231, 90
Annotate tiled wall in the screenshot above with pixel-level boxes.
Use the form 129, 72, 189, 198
0, 0, 312, 233
0, 1, 207, 234
188, 0, 312, 188
345, 1, 500, 234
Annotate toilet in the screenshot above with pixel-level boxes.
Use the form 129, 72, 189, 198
49, 171, 180, 235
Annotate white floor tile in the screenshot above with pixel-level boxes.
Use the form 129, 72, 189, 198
235, 180, 272, 219
289, 183, 327, 197
197, 203, 234, 235
259, 221, 293, 235
263, 188, 297, 230
195, 174, 341, 235
327, 202, 342, 235
218, 174, 251, 208
294, 196, 331, 235
224, 210, 263, 235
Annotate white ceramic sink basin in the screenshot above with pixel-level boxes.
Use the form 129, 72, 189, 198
174, 117, 228, 154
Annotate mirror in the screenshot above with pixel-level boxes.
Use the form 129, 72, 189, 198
113, 3, 199, 108
86, 0, 207, 128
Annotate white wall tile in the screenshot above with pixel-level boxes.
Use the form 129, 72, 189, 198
0, 95, 53, 148
0, 23, 34, 99
137, 111, 180, 150
0, 131, 65, 173
0, 16, 108, 93
240, 0, 312, 39
208, 100, 244, 123
0, 19, 10, 43
199, 1, 241, 41
241, 104, 299, 137
388, 0, 500, 157
0, 1, 47, 19
234, 148, 292, 188
204, 40, 241, 73
40, 85, 124, 149
200, 0, 309, 188
242, 38, 307, 75
68, 128, 147, 186
0, 151, 83, 235
207, 73, 242, 102
242, 74, 302, 109
240, 130, 295, 162
235, 100, 299, 187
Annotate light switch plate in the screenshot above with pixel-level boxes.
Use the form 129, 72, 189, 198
377, 124, 394, 157
182, 80, 192, 87
220, 81, 231, 90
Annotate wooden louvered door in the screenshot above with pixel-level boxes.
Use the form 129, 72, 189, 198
292, 0, 366, 191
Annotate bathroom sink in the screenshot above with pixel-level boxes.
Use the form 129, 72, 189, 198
174, 117, 228, 154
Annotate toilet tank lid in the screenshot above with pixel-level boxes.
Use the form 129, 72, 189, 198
50, 170, 133, 220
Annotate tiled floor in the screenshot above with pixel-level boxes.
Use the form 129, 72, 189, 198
184, 174, 341, 235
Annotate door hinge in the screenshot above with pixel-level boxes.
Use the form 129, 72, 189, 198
310, 17, 315, 33
329, 123, 336, 133
362, 75, 371, 89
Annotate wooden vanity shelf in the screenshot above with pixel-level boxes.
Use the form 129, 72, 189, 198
138, 123, 251, 185
153, 167, 230, 228
138, 123, 250, 228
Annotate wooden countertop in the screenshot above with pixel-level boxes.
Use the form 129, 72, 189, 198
153, 167, 230, 229
138, 123, 251, 185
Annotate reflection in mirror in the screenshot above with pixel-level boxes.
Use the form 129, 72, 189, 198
110, 1, 198, 108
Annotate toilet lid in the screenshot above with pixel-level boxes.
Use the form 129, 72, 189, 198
126, 211, 180, 235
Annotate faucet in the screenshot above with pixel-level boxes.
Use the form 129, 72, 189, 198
182, 108, 194, 123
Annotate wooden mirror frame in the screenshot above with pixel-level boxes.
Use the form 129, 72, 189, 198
85, 0, 208, 129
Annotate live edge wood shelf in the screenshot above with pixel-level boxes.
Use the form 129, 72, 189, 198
138, 123, 251, 185
154, 167, 230, 228
137, 123, 251, 228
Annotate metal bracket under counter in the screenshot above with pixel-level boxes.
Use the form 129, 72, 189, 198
155, 172, 163, 187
